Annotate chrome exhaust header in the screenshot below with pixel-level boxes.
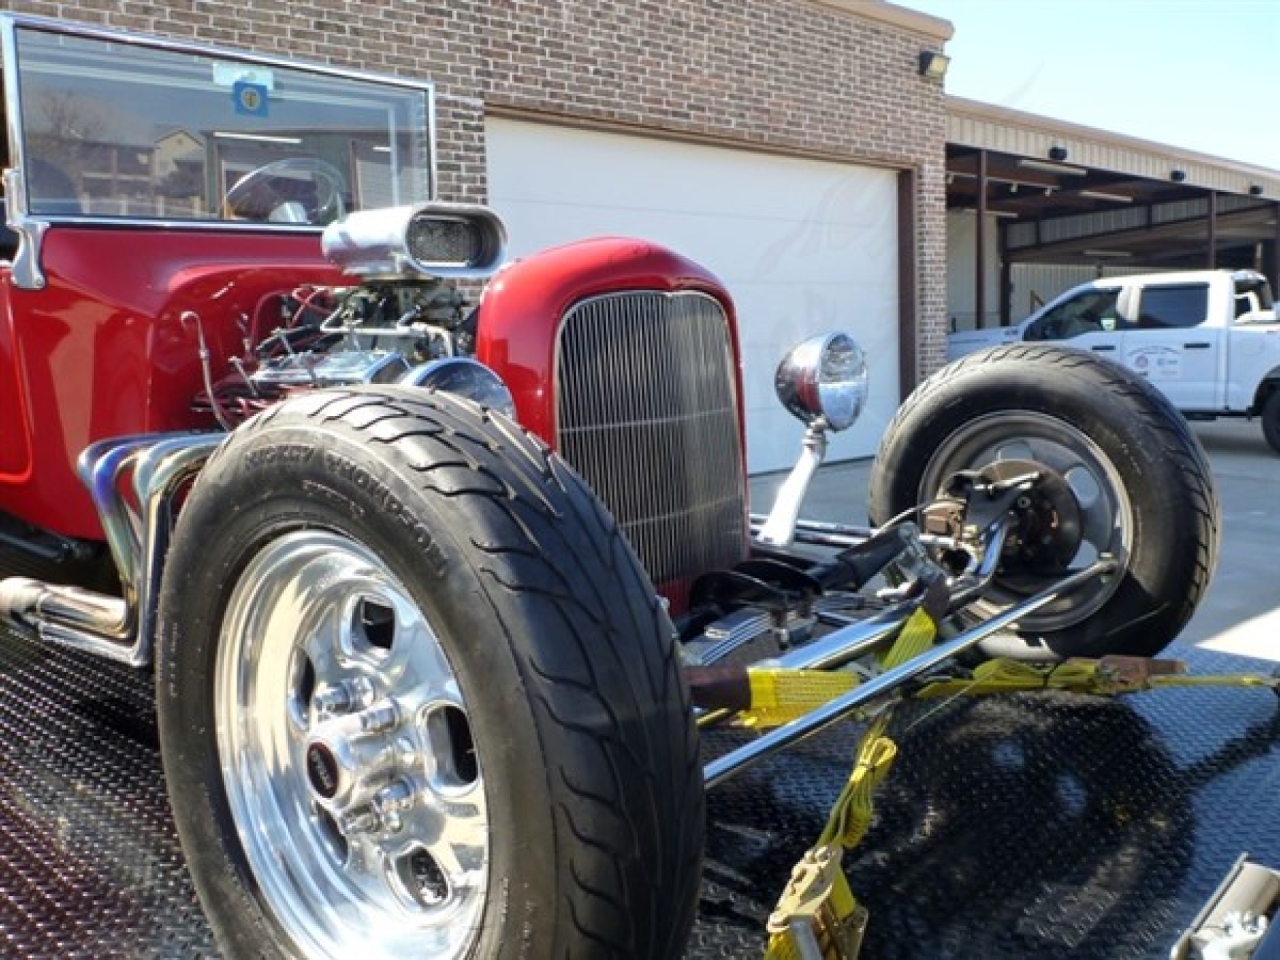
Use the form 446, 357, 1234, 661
0, 432, 222, 666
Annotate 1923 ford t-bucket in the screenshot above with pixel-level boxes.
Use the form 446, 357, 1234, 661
0, 15, 1218, 959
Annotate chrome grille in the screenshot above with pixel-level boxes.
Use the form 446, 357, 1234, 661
556, 291, 747, 588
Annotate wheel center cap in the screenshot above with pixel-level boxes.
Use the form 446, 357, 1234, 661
306, 742, 341, 800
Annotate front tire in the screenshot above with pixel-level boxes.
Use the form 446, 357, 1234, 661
868, 345, 1219, 660
156, 387, 703, 959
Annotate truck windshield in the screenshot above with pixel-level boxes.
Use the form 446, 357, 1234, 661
1025, 289, 1121, 340
7, 20, 434, 224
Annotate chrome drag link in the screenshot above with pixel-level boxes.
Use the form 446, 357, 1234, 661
732, 512, 1011, 680
696, 519, 1010, 729
749, 514, 964, 553
702, 556, 1118, 789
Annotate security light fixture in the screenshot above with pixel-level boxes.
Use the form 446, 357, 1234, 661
1048, 146, 1069, 161
918, 50, 950, 79
1250, 184, 1264, 196
1171, 169, 1187, 182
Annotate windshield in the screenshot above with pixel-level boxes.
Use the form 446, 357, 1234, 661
7, 20, 434, 224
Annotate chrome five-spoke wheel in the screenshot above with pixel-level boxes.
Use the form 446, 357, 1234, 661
216, 531, 485, 959
157, 389, 704, 959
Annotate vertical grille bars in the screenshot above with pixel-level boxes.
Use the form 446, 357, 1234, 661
555, 291, 747, 590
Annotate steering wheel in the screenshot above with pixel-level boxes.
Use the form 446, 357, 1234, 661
223, 157, 347, 225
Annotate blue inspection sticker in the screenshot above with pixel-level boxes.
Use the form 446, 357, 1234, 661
232, 80, 270, 117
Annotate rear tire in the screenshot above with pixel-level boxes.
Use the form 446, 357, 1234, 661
868, 345, 1219, 660
1261, 389, 1280, 454
156, 387, 703, 959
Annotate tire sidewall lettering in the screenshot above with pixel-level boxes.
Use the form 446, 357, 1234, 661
242, 442, 315, 471
315, 448, 447, 579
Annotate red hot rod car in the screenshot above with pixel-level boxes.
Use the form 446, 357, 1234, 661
0, 14, 1218, 960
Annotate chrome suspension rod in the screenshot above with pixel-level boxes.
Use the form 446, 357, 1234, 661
702, 557, 1118, 789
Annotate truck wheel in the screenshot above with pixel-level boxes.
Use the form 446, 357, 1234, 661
868, 344, 1219, 660
1261, 389, 1280, 454
156, 387, 703, 960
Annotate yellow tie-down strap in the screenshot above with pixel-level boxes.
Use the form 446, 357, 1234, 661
739, 607, 941, 730
761, 606, 935, 960
914, 654, 1280, 699
743, 654, 1280, 731
742, 669, 860, 730
764, 714, 897, 960
750, 605, 1280, 960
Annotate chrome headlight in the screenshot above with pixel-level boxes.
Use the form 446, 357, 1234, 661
322, 202, 507, 281
401, 357, 516, 418
774, 332, 868, 432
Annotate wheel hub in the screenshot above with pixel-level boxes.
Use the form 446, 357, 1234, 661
977, 459, 1083, 573
305, 700, 421, 833
918, 411, 1134, 634
306, 742, 342, 800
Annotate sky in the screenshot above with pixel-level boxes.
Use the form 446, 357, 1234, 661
903, 1, 1280, 171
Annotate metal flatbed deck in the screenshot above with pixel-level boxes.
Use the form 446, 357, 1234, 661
1, 622, 1277, 959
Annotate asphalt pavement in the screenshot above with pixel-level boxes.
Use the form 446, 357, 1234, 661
749, 417, 1280, 662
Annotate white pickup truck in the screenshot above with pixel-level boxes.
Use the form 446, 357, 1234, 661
947, 269, 1280, 452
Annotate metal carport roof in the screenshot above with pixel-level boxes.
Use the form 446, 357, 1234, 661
946, 96, 1280, 322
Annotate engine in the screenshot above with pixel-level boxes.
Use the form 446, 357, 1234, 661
193, 203, 514, 428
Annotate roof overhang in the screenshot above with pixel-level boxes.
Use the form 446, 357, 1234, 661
946, 97, 1280, 270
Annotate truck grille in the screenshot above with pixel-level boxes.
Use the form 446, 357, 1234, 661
556, 291, 747, 593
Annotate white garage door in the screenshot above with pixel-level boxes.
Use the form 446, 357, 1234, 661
485, 117, 900, 475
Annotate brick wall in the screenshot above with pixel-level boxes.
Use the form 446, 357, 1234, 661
5, 0, 950, 379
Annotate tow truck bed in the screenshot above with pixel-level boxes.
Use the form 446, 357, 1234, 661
1, 621, 1277, 959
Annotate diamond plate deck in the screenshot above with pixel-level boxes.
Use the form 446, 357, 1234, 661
0, 618, 1276, 958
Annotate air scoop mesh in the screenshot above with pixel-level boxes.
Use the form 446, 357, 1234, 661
556, 291, 747, 588
406, 217, 480, 266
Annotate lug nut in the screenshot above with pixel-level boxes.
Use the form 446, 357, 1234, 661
313, 686, 352, 716
313, 677, 375, 717
358, 701, 400, 734
376, 778, 417, 815
340, 807, 379, 835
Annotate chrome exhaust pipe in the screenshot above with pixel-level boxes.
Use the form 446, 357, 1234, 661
0, 577, 132, 662
0, 432, 222, 666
